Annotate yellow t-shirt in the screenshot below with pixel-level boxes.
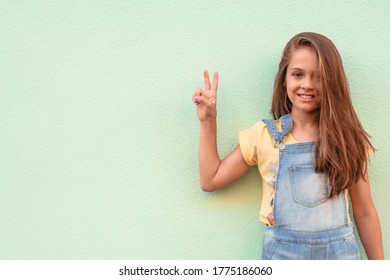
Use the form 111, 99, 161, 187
239, 119, 350, 225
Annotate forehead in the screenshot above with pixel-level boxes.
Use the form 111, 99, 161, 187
287, 47, 318, 72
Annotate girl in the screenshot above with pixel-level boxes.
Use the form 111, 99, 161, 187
192, 32, 384, 260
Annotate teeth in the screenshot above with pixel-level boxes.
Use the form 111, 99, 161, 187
299, 94, 314, 99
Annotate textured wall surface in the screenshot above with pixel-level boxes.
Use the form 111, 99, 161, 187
1, 0, 389, 259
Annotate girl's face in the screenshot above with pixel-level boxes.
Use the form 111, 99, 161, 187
285, 47, 320, 116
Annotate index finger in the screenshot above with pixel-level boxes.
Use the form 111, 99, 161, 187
211, 72, 219, 92
204, 70, 211, 90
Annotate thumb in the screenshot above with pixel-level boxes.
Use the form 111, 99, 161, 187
194, 95, 212, 107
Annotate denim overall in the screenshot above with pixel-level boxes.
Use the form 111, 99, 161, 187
261, 114, 360, 260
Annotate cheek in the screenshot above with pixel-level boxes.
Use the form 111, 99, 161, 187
285, 83, 297, 96
286, 89, 293, 102
285, 77, 299, 91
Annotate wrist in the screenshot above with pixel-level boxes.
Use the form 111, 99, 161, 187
200, 118, 216, 128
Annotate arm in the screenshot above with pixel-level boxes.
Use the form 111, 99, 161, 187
193, 70, 251, 192
348, 165, 384, 260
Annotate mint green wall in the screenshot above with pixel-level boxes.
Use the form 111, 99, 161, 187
1, 1, 389, 259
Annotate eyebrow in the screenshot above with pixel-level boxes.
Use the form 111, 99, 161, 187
288, 67, 318, 74
289, 67, 304, 71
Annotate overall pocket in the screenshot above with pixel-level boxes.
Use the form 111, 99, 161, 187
288, 165, 330, 207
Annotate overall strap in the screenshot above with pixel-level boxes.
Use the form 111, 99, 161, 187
262, 114, 293, 144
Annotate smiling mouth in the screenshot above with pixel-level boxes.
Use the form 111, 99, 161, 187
297, 94, 315, 100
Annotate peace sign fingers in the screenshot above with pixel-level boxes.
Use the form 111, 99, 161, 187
204, 70, 219, 94
193, 70, 219, 122
204, 70, 211, 91
211, 71, 218, 93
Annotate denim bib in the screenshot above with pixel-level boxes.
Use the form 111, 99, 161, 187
261, 114, 360, 260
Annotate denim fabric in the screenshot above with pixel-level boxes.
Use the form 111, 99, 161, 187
261, 114, 360, 260
262, 225, 360, 260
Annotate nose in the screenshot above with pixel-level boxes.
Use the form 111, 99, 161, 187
301, 77, 314, 90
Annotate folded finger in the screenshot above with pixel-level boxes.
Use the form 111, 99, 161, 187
194, 87, 202, 96
192, 87, 202, 101
194, 95, 211, 107
267, 212, 275, 226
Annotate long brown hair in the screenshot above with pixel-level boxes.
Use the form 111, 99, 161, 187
271, 32, 374, 196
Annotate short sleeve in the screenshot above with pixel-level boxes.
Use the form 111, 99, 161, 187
239, 122, 261, 166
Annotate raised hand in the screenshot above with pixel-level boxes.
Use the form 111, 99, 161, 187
192, 70, 219, 123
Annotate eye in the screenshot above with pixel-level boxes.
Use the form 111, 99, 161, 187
292, 72, 302, 78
